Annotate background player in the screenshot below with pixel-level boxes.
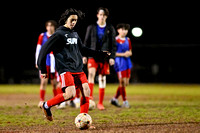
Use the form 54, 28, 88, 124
35, 20, 58, 107
37, 8, 110, 121
83, 7, 116, 110
110, 23, 132, 108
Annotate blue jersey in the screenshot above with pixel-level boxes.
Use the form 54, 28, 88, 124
97, 24, 106, 46
114, 37, 132, 72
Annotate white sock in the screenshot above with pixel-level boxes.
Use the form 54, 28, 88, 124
44, 102, 49, 109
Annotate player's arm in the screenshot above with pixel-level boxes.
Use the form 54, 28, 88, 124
37, 33, 61, 77
50, 51, 55, 73
109, 25, 117, 59
78, 36, 110, 61
82, 25, 92, 64
35, 34, 43, 68
109, 25, 117, 65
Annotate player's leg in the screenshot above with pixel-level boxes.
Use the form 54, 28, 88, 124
88, 67, 96, 99
40, 72, 76, 121
79, 83, 90, 113
121, 69, 131, 108
56, 81, 67, 109
75, 72, 90, 113
50, 78, 57, 97
38, 77, 48, 107
97, 74, 106, 110
87, 58, 98, 100
110, 76, 122, 107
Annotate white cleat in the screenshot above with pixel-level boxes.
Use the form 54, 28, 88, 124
56, 102, 66, 109
38, 101, 44, 108
122, 101, 130, 108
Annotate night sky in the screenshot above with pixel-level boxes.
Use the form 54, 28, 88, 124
1, 1, 200, 83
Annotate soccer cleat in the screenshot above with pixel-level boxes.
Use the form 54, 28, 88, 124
69, 100, 76, 108
41, 102, 53, 121
97, 103, 105, 110
110, 98, 121, 108
56, 102, 66, 109
122, 101, 130, 108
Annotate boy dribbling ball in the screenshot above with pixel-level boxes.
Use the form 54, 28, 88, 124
110, 23, 133, 108
37, 8, 110, 122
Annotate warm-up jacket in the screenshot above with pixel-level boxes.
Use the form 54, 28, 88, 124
37, 26, 106, 75
84, 23, 116, 61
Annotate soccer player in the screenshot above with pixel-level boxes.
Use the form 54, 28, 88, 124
37, 8, 110, 121
83, 7, 116, 110
110, 23, 132, 108
35, 20, 58, 107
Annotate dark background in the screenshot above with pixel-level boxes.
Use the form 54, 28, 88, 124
1, 1, 200, 83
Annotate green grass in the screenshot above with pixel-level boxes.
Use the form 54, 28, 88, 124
0, 84, 200, 129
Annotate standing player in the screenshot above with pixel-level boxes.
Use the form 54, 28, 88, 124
83, 7, 116, 110
35, 20, 58, 107
37, 8, 110, 121
110, 23, 132, 108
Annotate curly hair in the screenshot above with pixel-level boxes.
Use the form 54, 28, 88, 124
59, 8, 85, 25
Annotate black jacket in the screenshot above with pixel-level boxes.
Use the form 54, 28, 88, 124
84, 23, 116, 60
37, 26, 105, 74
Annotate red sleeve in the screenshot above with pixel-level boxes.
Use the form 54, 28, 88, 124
128, 38, 132, 50
37, 33, 44, 45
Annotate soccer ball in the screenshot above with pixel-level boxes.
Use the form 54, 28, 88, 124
75, 113, 92, 129
89, 100, 96, 110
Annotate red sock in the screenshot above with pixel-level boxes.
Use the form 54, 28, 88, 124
88, 83, 94, 98
57, 87, 63, 94
114, 86, 121, 99
47, 93, 65, 107
76, 88, 80, 98
40, 90, 45, 101
53, 89, 57, 97
121, 87, 127, 101
99, 88, 105, 104
80, 97, 89, 113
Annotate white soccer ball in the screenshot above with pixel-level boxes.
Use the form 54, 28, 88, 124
89, 100, 96, 110
75, 113, 92, 129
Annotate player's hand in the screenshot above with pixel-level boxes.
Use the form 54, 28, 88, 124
35, 65, 38, 69
124, 51, 131, 57
41, 74, 47, 79
102, 51, 111, 57
82, 57, 87, 64
109, 58, 115, 66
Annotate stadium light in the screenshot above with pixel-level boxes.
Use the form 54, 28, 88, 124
132, 27, 143, 37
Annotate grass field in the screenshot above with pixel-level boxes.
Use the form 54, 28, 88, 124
0, 84, 200, 132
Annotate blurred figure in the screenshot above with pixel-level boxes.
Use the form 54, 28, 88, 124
110, 23, 132, 108
35, 20, 57, 107
83, 7, 116, 110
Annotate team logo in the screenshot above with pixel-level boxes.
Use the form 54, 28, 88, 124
66, 38, 78, 45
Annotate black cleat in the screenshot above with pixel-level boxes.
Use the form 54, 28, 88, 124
69, 100, 76, 108
110, 99, 121, 108
41, 102, 53, 121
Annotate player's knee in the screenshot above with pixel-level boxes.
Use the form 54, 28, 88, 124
82, 83, 90, 97
88, 71, 95, 79
98, 75, 106, 88
63, 86, 76, 100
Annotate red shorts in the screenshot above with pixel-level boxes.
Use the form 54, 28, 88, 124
117, 69, 131, 79
39, 66, 57, 79
59, 72, 88, 89
87, 58, 110, 75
